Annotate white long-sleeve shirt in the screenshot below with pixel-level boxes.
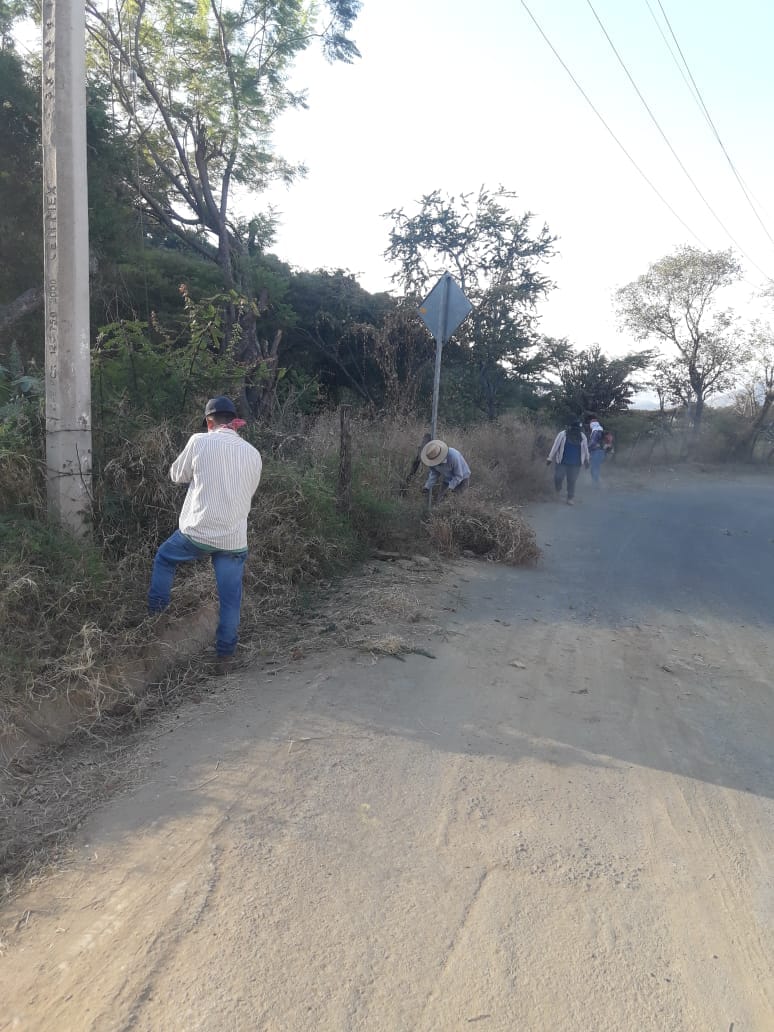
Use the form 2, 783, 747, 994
170, 428, 262, 552
547, 430, 590, 466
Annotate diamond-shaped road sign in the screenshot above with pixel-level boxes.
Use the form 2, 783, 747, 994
418, 273, 472, 344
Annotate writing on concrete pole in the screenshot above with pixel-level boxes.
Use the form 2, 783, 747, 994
42, 0, 93, 535
418, 273, 473, 439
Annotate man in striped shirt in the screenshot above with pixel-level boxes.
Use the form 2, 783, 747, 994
147, 396, 263, 671
421, 439, 471, 499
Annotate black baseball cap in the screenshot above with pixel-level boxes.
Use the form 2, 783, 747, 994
202, 396, 237, 427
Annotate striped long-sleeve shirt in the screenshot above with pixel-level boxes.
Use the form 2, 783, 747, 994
423, 447, 471, 491
170, 428, 262, 552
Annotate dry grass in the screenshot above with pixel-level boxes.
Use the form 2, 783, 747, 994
352, 634, 436, 660
0, 426, 340, 748
0, 451, 44, 511
2, 411, 548, 719
427, 497, 542, 565
461, 413, 552, 504
303, 410, 551, 506
96, 421, 185, 552
0, 553, 444, 894
0, 408, 548, 890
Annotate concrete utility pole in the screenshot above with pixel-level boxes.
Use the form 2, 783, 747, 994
42, 0, 93, 535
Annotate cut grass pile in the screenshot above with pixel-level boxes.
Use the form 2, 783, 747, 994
427, 498, 541, 565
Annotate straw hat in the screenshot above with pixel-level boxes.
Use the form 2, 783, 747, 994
420, 439, 449, 467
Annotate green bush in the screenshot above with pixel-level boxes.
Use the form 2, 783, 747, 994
0, 402, 44, 515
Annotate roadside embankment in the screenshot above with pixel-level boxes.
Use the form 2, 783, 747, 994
0, 410, 544, 858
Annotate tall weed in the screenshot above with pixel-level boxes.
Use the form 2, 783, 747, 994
0, 409, 549, 712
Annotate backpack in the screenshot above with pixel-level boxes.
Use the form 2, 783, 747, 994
589, 424, 611, 451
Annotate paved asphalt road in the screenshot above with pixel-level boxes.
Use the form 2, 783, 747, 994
528, 466, 774, 627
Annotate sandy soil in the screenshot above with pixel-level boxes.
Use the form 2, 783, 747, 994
1, 470, 773, 1031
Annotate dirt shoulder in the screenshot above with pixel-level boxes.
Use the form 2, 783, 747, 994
2, 472, 773, 1031
0, 551, 457, 893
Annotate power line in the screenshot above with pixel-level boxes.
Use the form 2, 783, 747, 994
650, 0, 774, 256
583, 0, 772, 281
643, 0, 704, 113
518, 0, 706, 248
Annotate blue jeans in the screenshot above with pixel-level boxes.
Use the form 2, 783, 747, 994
148, 530, 247, 656
589, 449, 605, 484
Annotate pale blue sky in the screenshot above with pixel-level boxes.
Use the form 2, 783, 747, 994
261, 0, 774, 353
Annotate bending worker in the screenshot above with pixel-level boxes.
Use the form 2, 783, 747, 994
421, 438, 471, 500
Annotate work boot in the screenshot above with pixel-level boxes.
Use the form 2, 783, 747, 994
148, 610, 173, 638
212, 654, 233, 676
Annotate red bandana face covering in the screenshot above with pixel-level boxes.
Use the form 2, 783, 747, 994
210, 418, 247, 432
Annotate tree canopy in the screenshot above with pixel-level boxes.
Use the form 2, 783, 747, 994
616, 247, 745, 428
549, 344, 652, 421
81, 0, 362, 399
10, 11, 772, 442
85, 0, 360, 282
384, 187, 556, 419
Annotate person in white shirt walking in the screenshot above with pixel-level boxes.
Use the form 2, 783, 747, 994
546, 421, 590, 505
147, 396, 263, 671
587, 415, 608, 487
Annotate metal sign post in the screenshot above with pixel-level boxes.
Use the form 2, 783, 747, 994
429, 275, 450, 440
417, 273, 472, 510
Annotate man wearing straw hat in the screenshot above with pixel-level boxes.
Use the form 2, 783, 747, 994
421, 438, 471, 500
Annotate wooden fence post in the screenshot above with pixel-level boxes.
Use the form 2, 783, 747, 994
337, 404, 352, 514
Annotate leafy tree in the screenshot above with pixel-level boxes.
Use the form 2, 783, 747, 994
616, 247, 746, 430
108, 236, 225, 328
0, 0, 26, 49
732, 321, 774, 457
649, 357, 693, 412
550, 344, 652, 421
85, 0, 361, 380
281, 268, 392, 404
0, 47, 42, 320
384, 187, 556, 420
358, 303, 435, 415
93, 289, 245, 425
0, 47, 138, 347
